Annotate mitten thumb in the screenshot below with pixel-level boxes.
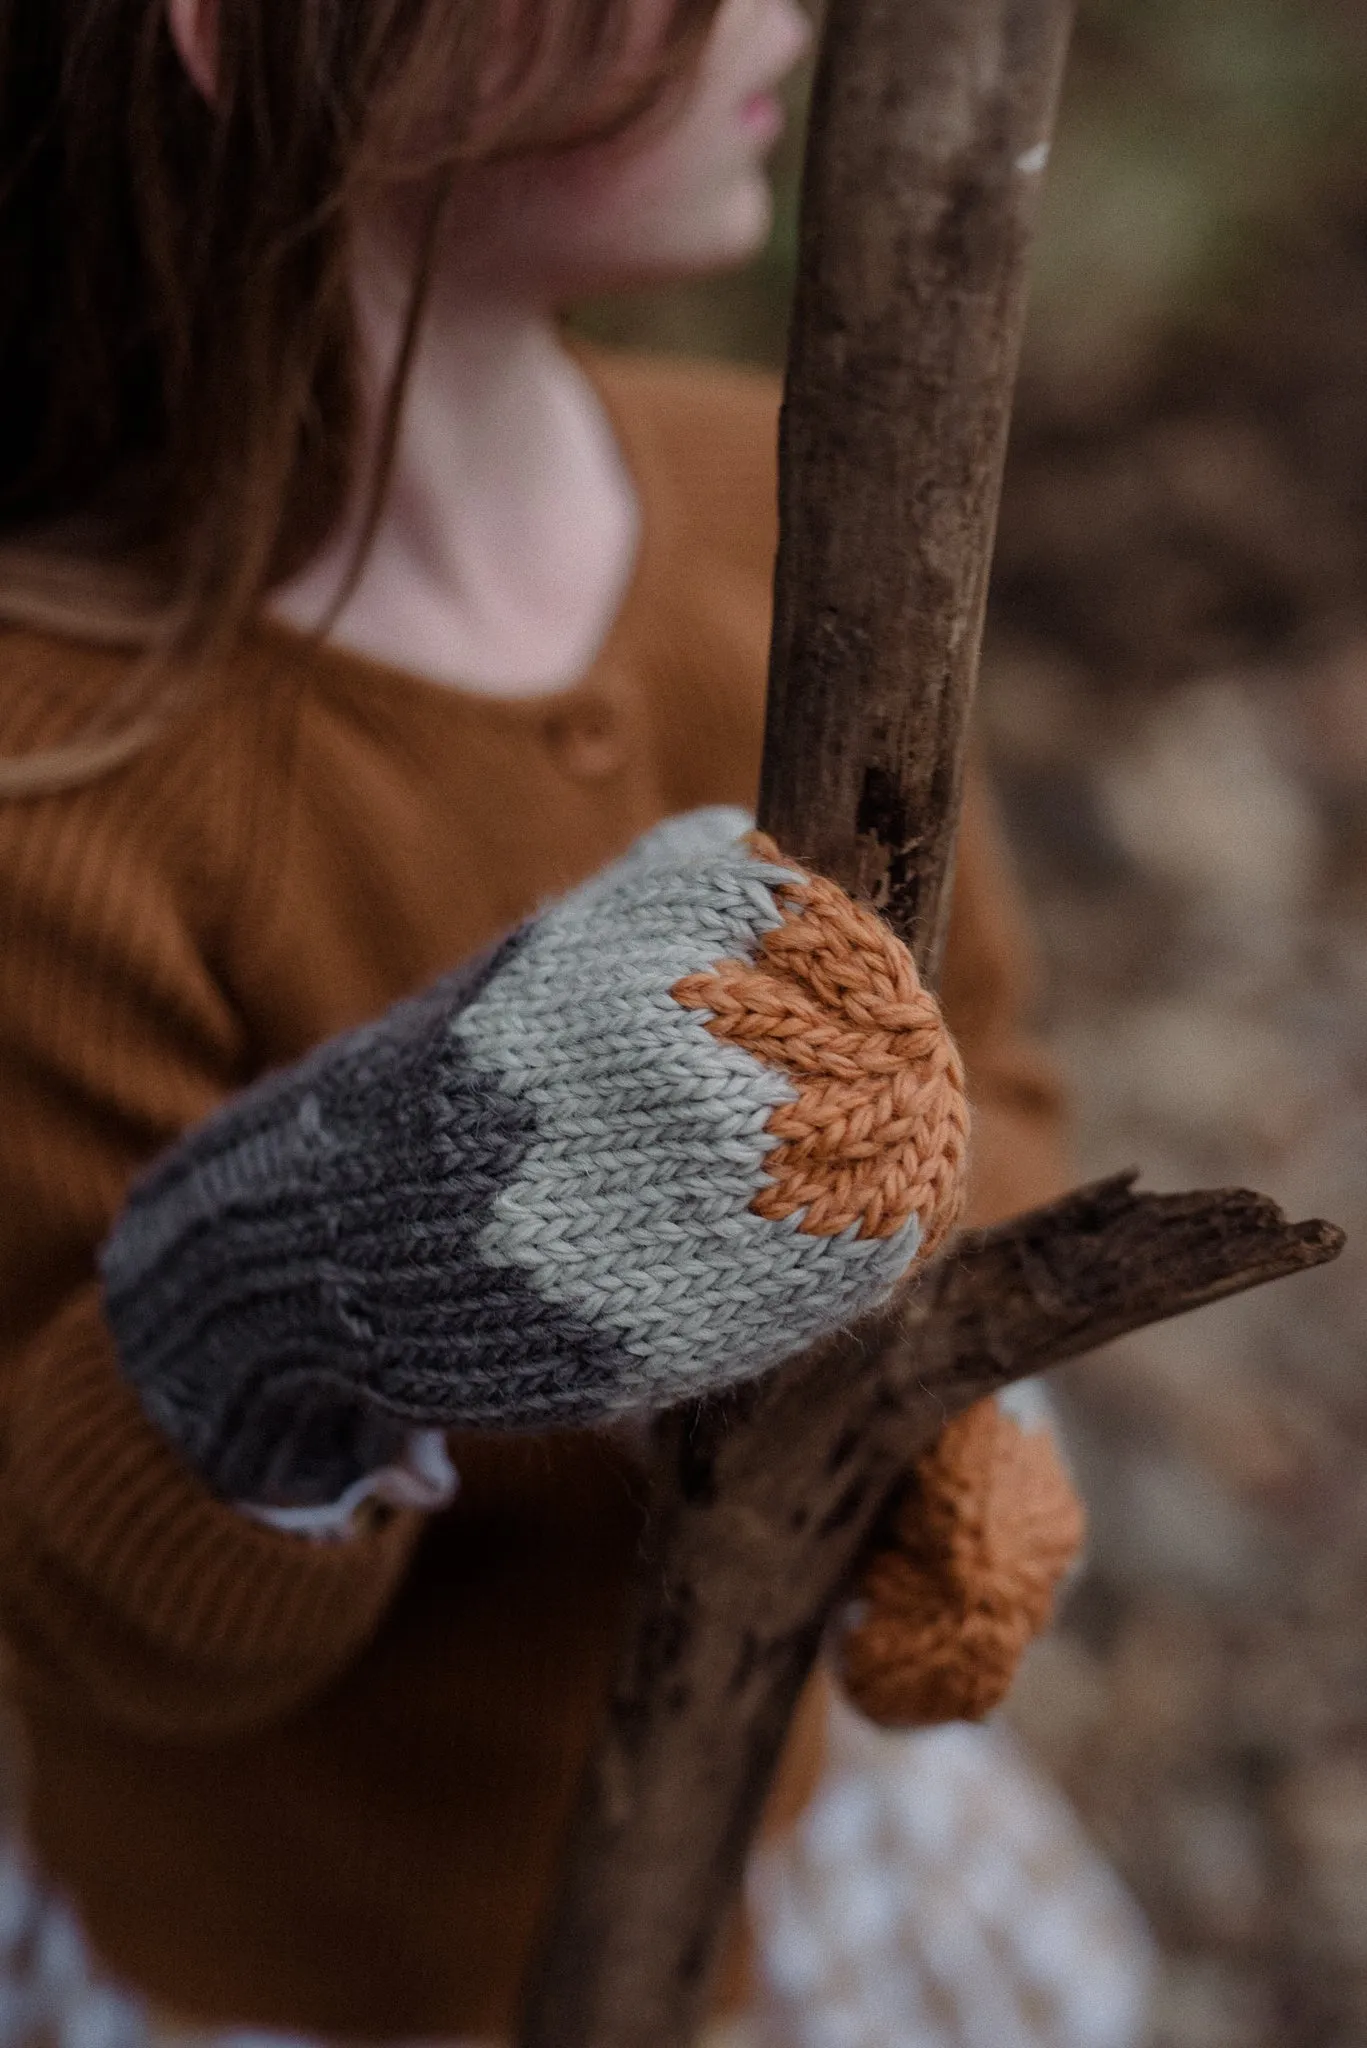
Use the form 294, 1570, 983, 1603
838, 1396, 1085, 1727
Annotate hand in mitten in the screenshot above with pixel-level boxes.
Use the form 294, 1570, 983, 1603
101, 808, 968, 1512
837, 1390, 1084, 1726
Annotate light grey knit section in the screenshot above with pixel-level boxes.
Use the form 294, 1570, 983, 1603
453, 809, 921, 1404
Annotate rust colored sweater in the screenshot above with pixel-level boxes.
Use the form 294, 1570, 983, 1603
0, 351, 1067, 2039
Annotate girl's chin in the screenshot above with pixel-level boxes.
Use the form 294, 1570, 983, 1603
668, 181, 773, 275
533, 165, 775, 296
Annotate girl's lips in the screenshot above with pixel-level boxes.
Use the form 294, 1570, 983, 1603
738, 88, 785, 145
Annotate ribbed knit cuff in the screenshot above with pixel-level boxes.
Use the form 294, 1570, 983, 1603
1, 1286, 421, 1737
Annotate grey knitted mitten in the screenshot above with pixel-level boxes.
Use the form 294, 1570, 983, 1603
101, 809, 968, 1509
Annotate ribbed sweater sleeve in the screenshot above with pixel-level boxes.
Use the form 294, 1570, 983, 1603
0, 648, 421, 1739
1, 1287, 420, 1739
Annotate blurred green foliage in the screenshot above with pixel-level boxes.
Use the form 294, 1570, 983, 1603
578, 0, 1367, 406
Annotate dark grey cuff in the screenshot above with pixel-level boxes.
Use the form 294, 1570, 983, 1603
100, 934, 567, 1507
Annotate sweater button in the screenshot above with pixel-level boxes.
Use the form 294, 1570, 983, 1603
544, 701, 622, 779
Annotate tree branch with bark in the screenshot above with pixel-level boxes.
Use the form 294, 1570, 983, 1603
518, 4, 1345, 2044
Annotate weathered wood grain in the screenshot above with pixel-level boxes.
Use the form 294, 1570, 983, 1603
515, 2, 1344, 2044
520, 5, 1078, 2043
760, 0, 1073, 972
519, 1179, 1341, 2048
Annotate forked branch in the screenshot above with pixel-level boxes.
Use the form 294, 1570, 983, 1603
516, 3, 1343, 2044
519, 1177, 1340, 2048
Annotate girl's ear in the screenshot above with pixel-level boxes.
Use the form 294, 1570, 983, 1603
166, 0, 219, 101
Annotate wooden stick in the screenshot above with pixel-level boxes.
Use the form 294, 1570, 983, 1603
519, 5, 1077, 2044
517, 2, 1344, 2043
761, 0, 1074, 969
520, 1180, 1341, 2048
895, 1174, 1344, 1406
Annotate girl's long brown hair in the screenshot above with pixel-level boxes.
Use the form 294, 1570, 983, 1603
0, 0, 716, 794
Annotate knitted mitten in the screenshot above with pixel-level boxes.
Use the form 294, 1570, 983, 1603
102, 808, 968, 1510
837, 1393, 1084, 1726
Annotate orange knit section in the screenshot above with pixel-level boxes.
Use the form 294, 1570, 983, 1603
671, 835, 969, 1250
839, 1400, 1085, 1727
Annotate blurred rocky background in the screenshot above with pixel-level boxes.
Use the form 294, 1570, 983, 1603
582, 4, 1367, 2043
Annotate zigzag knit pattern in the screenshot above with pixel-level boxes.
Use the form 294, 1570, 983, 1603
101, 809, 968, 1508
674, 831, 967, 1254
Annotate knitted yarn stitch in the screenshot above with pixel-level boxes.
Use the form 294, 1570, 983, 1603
839, 1399, 1085, 1727
673, 832, 968, 1254
101, 810, 969, 1508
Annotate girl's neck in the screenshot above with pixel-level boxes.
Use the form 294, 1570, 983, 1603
270, 262, 640, 700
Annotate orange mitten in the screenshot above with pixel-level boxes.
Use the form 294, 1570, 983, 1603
839, 1396, 1084, 1726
